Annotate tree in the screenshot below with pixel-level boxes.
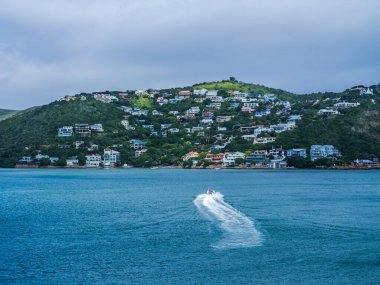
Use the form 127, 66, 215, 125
39, 158, 51, 166
235, 158, 245, 166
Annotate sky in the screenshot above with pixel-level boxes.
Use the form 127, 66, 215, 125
0, 0, 379, 109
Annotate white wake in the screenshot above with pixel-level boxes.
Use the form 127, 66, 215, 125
194, 192, 263, 249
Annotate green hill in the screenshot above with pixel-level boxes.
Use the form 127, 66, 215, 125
0, 109, 19, 121
0, 80, 379, 168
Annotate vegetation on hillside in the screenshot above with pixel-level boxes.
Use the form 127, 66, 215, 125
0, 79, 379, 168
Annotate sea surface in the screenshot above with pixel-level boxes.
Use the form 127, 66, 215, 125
0, 169, 379, 284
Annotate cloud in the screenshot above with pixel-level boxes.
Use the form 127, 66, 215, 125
0, 0, 379, 109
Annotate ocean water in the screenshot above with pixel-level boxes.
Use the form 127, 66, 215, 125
0, 169, 379, 284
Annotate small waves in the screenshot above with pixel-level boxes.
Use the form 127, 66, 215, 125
194, 192, 263, 249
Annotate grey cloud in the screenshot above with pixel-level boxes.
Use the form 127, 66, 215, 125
0, 0, 379, 109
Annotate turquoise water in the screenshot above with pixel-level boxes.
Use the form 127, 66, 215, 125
0, 169, 379, 284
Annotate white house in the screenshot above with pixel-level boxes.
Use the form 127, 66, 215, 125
90, 124, 104, 132
183, 151, 199, 161
310, 145, 341, 160
58, 126, 73, 137
286, 148, 307, 158
66, 157, 79, 167
223, 152, 246, 167
135, 149, 147, 157
254, 137, 276, 144
103, 148, 120, 166
85, 154, 102, 167
318, 109, 340, 116
130, 139, 146, 149
333, 102, 360, 109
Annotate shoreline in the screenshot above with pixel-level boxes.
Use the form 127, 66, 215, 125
9, 165, 380, 170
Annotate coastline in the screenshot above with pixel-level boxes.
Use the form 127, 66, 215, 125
11, 164, 380, 170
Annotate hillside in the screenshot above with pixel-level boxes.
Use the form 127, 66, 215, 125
0, 109, 19, 121
0, 80, 379, 168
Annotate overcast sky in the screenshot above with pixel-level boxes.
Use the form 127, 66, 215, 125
0, 0, 379, 109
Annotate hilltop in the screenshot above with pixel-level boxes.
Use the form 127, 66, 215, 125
0, 80, 379, 168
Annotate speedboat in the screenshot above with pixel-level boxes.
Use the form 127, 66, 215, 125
207, 189, 216, 195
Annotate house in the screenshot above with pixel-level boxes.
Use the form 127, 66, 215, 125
130, 109, 149, 116
157, 97, 168, 105
193, 89, 208, 96
74, 124, 91, 135
66, 156, 79, 167
286, 148, 307, 158
223, 152, 246, 167
142, 125, 154, 130
333, 102, 360, 109
241, 106, 256, 113
85, 154, 102, 167
93, 93, 118, 103
62, 95, 76, 102
310, 145, 341, 161
201, 118, 213, 125
288, 115, 302, 122
135, 149, 147, 157
360, 88, 373, 95
130, 139, 146, 149
269, 159, 287, 169
169, 97, 183, 104
206, 90, 218, 96
168, 110, 179, 115
353, 159, 379, 167
270, 122, 295, 133
152, 110, 163, 116
178, 90, 192, 99
103, 148, 120, 166
191, 126, 204, 132
185, 106, 200, 114
58, 126, 73, 137
216, 116, 233, 123
135, 90, 147, 96
88, 144, 99, 151
208, 96, 224, 103
229, 103, 240, 109
243, 102, 259, 108
160, 124, 172, 129
254, 137, 276, 144
49, 157, 59, 164
255, 110, 271, 117
241, 134, 256, 141
205, 153, 224, 164
90, 124, 104, 132
35, 153, 49, 160
318, 109, 340, 116
206, 102, 222, 109
74, 141, 84, 149
183, 151, 199, 161
18, 156, 33, 164
246, 150, 268, 166
168, 128, 180, 133
218, 127, 227, 131
202, 111, 214, 118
